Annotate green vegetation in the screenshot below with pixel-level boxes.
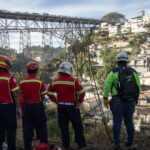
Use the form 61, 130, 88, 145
96, 49, 117, 86
101, 12, 126, 22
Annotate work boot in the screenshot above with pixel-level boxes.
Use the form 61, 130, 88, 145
2, 142, 8, 150
114, 144, 121, 150
124, 142, 137, 150
78, 145, 87, 150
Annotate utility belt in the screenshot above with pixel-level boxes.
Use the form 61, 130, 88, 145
58, 102, 74, 106
0, 102, 14, 105
24, 101, 42, 105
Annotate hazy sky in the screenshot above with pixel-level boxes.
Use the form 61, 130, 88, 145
0, 0, 150, 50
0, 0, 150, 19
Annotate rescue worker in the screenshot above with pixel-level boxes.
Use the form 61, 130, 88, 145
47, 62, 86, 150
20, 60, 48, 150
0, 55, 20, 150
103, 51, 141, 150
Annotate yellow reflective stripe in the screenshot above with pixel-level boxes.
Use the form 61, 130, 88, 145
41, 90, 47, 95
0, 77, 9, 80
20, 79, 41, 84
11, 86, 19, 92
52, 81, 74, 85
47, 91, 55, 95
0, 61, 7, 66
77, 88, 86, 94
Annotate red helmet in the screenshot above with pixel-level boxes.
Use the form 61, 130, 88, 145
34, 143, 49, 150
34, 143, 65, 150
0, 55, 12, 69
26, 60, 39, 70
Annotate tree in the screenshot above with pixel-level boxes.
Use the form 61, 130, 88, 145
101, 12, 126, 22
96, 49, 118, 86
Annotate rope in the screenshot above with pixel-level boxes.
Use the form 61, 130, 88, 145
70, 32, 113, 142
85, 44, 113, 142
64, 29, 113, 142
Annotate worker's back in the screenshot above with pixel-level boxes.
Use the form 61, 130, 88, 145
20, 74, 44, 104
52, 74, 76, 103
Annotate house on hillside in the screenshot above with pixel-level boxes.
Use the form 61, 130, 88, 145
100, 22, 109, 31
121, 21, 131, 34
89, 44, 103, 67
129, 11, 150, 33
140, 73, 150, 85
108, 24, 121, 37
136, 107, 150, 123
129, 56, 150, 73
100, 11, 150, 35
135, 92, 150, 122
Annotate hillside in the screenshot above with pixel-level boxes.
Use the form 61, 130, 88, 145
15, 123, 150, 150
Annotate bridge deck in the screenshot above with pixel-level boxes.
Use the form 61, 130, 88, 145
0, 10, 100, 25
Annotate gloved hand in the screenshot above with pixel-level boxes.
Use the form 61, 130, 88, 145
103, 99, 109, 109
76, 103, 81, 109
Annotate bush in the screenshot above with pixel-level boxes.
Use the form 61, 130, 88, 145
47, 118, 60, 141
46, 109, 56, 119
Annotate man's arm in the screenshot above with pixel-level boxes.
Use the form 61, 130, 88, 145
75, 79, 85, 104
134, 72, 141, 92
103, 71, 114, 99
12, 90, 22, 108
134, 71, 141, 104
47, 82, 57, 103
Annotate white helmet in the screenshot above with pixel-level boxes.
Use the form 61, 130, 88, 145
58, 62, 73, 75
117, 51, 128, 62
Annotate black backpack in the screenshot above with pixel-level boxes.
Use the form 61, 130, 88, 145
116, 67, 139, 101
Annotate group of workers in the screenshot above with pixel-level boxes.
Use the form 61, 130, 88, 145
0, 55, 86, 150
0, 50, 140, 150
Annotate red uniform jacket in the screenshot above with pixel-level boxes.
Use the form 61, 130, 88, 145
0, 71, 19, 104
47, 74, 85, 103
20, 74, 47, 104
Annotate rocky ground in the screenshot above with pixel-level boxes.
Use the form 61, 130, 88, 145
15, 117, 150, 150
15, 130, 150, 150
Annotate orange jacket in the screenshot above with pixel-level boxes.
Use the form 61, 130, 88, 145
47, 74, 85, 103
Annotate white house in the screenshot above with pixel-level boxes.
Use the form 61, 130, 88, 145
108, 24, 121, 37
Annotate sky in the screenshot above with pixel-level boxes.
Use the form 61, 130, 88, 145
0, 0, 150, 19
0, 0, 150, 50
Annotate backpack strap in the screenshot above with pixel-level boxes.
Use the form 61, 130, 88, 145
111, 67, 119, 73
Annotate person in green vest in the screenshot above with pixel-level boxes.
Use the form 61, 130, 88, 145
103, 51, 141, 150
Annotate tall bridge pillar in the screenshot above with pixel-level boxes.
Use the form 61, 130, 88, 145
42, 31, 53, 48
41, 31, 53, 64
0, 31, 10, 49
19, 30, 31, 57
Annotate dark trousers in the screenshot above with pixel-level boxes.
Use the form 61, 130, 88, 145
2, 124, 6, 142
24, 102, 48, 150
110, 96, 136, 145
0, 103, 17, 150
58, 105, 86, 150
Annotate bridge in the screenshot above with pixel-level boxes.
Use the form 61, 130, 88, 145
0, 10, 100, 52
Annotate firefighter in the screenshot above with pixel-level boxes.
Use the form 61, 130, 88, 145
20, 60, 48, 150
47, 62, 86, 150
0, 55, 20, 150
